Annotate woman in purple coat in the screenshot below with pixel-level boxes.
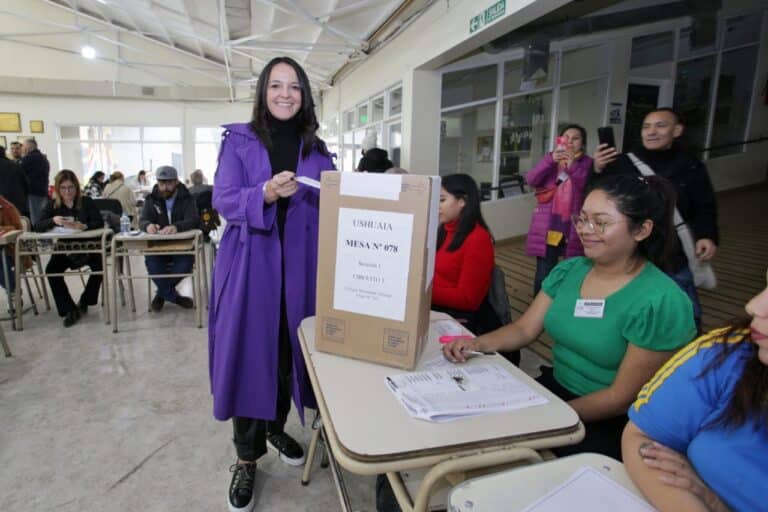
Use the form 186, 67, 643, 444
525, 124, 592, 295
209, 56, 334, 512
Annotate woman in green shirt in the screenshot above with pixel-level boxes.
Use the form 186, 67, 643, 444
444, 174, 696, 460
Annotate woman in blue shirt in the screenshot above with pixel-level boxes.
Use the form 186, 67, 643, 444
622, 268, 768, 512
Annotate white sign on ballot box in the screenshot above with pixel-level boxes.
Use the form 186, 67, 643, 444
333, 208, 414, 322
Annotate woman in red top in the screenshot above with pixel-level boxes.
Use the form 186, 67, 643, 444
432, 174, 495, 333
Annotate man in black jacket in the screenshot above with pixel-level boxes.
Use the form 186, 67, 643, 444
591, 108, 718, 329
0, 146, 29, 216
140, 165, 200, 311
20, 139, 50, 224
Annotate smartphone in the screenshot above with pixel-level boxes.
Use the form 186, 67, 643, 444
555, 135, 569, 150
597, 126, 616, 149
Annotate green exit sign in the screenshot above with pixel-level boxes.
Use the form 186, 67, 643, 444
470, 0, 506, 34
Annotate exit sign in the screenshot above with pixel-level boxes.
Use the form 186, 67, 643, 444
470, 0, 506, 34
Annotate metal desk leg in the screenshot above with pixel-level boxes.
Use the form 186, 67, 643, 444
14, 247, 23, 331
34, 256, 50, 311
125, 255, 136, 313
320, 426, 353, 512
301, 425, 322, 486
0, 322, 10, 357
1, 247, 13, 322
111, 239, 118, 333
194, 236, 203, 328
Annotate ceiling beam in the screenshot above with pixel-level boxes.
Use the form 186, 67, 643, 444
218, 0, 235, 102
178, 0, 207, 58
41, 0, 226, 70
229, 40, 356, 53
282, 0, 367, 49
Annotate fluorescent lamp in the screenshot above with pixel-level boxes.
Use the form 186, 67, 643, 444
81, 45, 96, 59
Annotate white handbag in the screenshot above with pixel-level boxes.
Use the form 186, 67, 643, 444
627, 153, 717, 290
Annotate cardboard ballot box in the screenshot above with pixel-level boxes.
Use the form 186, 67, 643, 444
315, 171, 440, 370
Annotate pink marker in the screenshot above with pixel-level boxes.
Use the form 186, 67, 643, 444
439, 335, 474, 344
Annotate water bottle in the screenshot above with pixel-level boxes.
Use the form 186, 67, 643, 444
120, 212, 130, 234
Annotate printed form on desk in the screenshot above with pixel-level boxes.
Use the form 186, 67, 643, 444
521, 466, 655, 512
385, 363, 547, 422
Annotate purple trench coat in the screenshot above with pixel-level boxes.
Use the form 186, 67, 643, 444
524, 152, 592, 258
209, 123, 334, 422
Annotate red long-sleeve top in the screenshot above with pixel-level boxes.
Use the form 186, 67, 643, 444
432, 220, 495, 312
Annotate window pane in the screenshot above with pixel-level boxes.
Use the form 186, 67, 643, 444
557, 79, 608, 156
358, 104, 369, 126
441, 65, 497, 108
388, 123, 401, 167
101, 143, 142, 174
79, 126, 100, 141
723, 15, 761, 49
142, 143, 182, 174
372, 96, 384, 123
344, 110, 355, 131
439, 102, 497, 197
59, 125, 80, 140
503, 57, 554, 95
678, 27, 716, 59
389, 87, 402, 116
143, 127, 181, 141
81, 142, 103, 179
710, 46, 758, 158
195, 143, 219, 183
561, 45, 610, 83
101, 126, 140, 141
674, 55, 715, 152
501, 92, 553, 190
58, 142, 85, 177
195, 126, 224, 143
631, 32, 674, 69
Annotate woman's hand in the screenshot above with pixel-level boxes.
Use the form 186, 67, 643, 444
264, 171, 298, 204
53, 216, 65, 226
639, 442, 730, 512
442, 336, 481, 363
593, 143, 619, 172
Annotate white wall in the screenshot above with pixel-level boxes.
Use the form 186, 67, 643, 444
0, 93, 251, 179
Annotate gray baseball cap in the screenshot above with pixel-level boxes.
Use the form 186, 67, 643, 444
155, 165, 178, 181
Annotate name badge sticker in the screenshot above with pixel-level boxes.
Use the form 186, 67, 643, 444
574, 299, 606, 318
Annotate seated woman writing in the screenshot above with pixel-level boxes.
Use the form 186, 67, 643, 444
443, 174, 697, 459
34, 169, 104, 327
622, 268, 768, 512
432, 174, 495, 335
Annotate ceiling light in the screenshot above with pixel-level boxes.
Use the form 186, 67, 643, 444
81, 45, 96, 59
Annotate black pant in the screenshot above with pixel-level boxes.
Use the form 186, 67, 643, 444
46, 253, 103, 317
536, 366, 627, 461
533, 244, 563, 296
232, 305, 294, 462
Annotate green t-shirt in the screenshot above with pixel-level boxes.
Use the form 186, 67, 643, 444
542, 257, 696, 396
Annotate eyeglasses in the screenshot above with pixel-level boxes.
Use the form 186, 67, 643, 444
59, 185, 77, 192
571, 214, 625, 234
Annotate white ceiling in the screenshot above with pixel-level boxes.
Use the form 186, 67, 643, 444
0, 0, 420, 101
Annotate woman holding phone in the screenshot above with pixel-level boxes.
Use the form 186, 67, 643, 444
525, 124, 592, 294
34, 169, 104, 327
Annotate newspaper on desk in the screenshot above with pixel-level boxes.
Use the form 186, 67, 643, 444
385, 362, 548, 422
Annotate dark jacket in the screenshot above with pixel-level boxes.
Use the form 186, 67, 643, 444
34, 196, 103, 232
0, 156, 30, 216
588, 143, 719, 271
139, 183, 199, 232
20, 149, 50, 197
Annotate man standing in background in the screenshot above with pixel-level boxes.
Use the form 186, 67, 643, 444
20, 139, 50, 224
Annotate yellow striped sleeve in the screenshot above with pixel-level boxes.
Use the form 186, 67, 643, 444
633, 327, 749, 412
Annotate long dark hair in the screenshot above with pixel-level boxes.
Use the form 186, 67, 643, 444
586, 173, 678, 271
437, 174, 491, 252
699, 320, 768, 430
249, 56, 328, 159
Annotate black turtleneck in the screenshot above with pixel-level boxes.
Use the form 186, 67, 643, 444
266, 115, 300, 240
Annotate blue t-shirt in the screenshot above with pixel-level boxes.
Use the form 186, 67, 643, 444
629, 328, 768, 512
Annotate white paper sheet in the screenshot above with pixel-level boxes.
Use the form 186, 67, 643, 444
386, 363, 548, 422
333, 208, 413, 321
339, 173, 402, 201
49, 226, 83, 235
295, 175, 321, 189
521, 466, 656, 512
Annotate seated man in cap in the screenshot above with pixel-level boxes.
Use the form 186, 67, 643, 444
140, 165, 200, 311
